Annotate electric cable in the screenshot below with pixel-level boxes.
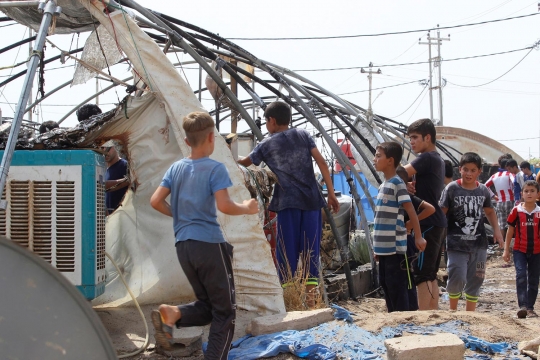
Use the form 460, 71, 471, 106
406, 85, 430, 124
388, 84, 428, 118
446, 45, 536, 87
336, 80, 421, 96
496, 136, 540, 141
294, 45, 534, 72
104, 251, 149, 358
228, 12, 539, 40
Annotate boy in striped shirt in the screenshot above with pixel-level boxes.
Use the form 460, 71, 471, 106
485, 157, 516, 240
373, 142, 426, 312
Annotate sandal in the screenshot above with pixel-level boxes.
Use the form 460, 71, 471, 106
151, 310, 174, 350
527, 310, 539, 318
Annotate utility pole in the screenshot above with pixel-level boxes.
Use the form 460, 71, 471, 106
419, 26, 450, 125
360, 62, 381, 125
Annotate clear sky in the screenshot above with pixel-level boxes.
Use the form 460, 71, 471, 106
1, 0, 539, 161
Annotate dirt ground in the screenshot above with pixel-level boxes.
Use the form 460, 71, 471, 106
97, 252, 540, 359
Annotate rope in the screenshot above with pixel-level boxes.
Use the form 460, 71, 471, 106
113, 1, 153, 92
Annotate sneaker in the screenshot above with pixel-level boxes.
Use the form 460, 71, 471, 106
527, 310, 539, 318
517, 307, 528, 319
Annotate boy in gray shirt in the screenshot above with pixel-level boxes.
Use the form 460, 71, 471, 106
439, 152, 503, 311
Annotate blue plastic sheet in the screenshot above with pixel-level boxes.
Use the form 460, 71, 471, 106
330, 304, 355, 324
224, 312, 519, 359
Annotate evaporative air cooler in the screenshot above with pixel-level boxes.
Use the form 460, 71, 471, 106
0, 150, 107, 300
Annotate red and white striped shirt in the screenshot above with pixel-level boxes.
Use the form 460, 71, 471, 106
507, 204, 540, 254
485, 170, 515, 202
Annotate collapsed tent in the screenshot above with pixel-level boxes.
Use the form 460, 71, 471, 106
0, 0, 522, 312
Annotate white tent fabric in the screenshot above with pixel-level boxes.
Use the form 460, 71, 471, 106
80, 0, 285, 314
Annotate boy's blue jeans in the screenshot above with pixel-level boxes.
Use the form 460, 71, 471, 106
514, 251, 540, 310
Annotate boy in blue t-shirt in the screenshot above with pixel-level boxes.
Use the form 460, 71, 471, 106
373, 142, 426, 312
150, 112, 258, 358
238, 101, 339, 308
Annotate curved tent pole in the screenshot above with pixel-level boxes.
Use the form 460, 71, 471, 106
24, 60, 199, 115
155, 15, 268, 131
301, 87, 382, 184
0, 35, 36, 55
222, 60, 380, 179
57, 76, 133, 124
144, 8, 382, 156
24, 79, 70, 113
118, 0, 264, 141
0, 47, 83, 88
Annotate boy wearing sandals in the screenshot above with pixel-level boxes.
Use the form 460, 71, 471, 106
150, 112, 258, 358
372, 142, 426, 312
503, 180, 540, 318
439, 152, 503, 311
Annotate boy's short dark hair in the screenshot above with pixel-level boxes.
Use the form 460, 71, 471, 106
263, 101, 291, 126
183, 112, 215, 147
376, 142, 403, 168
39, 120, 59, 134
506, 159, 518, 168
520, 161, 531, 170
407, 118, 437, 144
500, 158, 508, 169
459, 152, 482, 169
497, 153, 512, 167
396, 166, 409, 183
523, 180, 540, 192
444, 160, 453, 178
76, 104, 102, 122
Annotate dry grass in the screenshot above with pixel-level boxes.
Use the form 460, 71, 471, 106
278, 244, 325, 311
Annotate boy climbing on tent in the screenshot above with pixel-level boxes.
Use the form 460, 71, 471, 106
439, 152, 503, 311
238, 101, 339, 308
150, 112, 258, 358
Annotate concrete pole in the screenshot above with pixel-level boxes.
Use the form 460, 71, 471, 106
360, 62, 381, 125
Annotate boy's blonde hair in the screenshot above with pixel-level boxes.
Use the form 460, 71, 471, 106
183, 112, 215, 147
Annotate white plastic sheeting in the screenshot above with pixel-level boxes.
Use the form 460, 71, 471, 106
80, 0, 285, 314
71, 25, 124, 86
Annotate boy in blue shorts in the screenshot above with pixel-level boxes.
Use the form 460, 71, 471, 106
238, 101, 339, 307
373, 142, 426, 312
150, 112, 258, 358
439, 152, 503, 311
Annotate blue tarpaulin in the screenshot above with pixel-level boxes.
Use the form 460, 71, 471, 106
226, 306, 520, 360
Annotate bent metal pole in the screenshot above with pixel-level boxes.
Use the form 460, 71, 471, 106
0, 0, 61, 210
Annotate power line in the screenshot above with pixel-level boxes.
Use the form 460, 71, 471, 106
496, 136, 540, 141
446, 45, 536, 88
228, 12, 539, 41
294, 45, 534, 72
335, 80, 421, 95
388, 84, 428, 118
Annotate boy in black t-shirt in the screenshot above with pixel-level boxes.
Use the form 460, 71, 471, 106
405, 119, 446, 310
404, 119, 448, 310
